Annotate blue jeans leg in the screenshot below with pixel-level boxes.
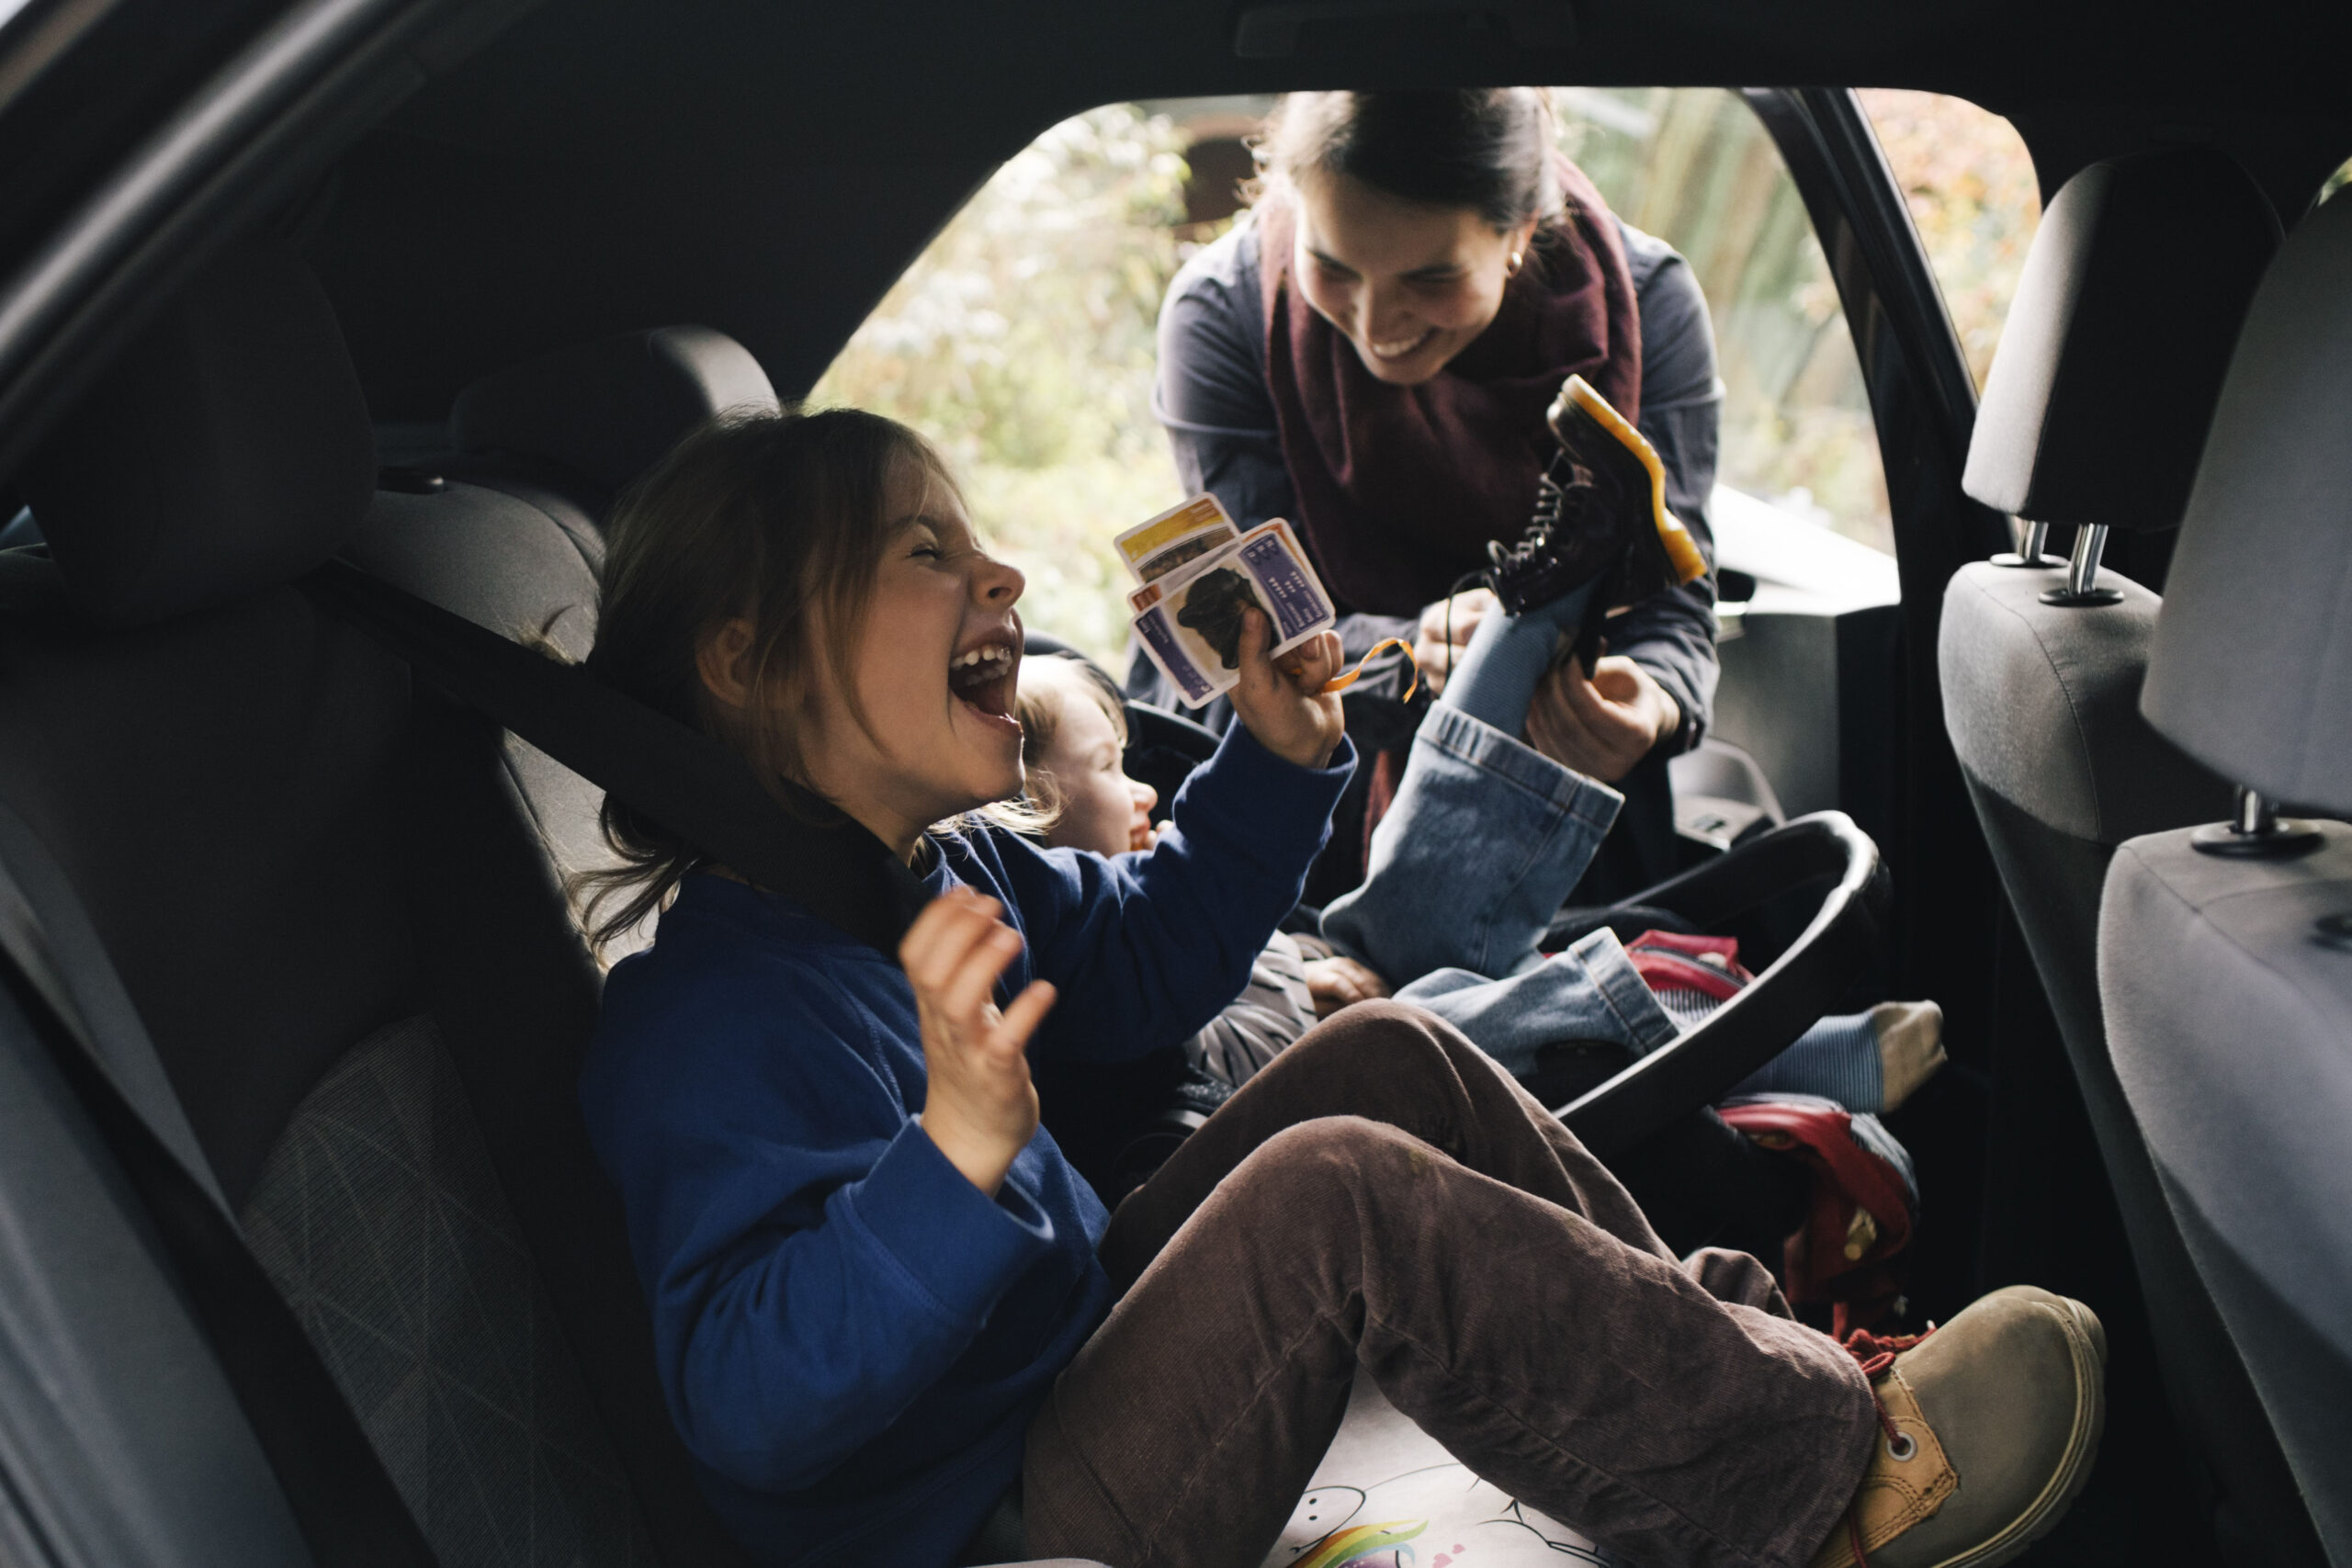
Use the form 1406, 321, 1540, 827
1322, 705, 1679, 1068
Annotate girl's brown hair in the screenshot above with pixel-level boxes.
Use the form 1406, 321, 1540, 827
574, 405, 959, 951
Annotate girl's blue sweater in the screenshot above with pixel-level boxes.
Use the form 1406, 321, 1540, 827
580, 727, 1353, 1567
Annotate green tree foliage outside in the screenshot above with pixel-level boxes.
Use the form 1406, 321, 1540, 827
810, 107, 1194, 662
815, 93, 2041, 663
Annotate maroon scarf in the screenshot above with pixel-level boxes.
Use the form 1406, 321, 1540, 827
1258, 156, 1642, 616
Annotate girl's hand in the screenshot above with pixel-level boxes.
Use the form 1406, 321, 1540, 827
1303, 954, 1391, 1018
1525, 654, 1679, 784
900, 886, 1057, 1196
1412, 587, 1497, 697
1229, 606, 1345, 770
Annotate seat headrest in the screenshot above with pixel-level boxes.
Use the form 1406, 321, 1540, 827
1963, 151, 2280, 532
16, 237, 374, 628
450, 326, 777, 499
2142, 190, 2352, 816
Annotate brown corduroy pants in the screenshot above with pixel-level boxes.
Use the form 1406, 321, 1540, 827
1023, 1000, 1877, 1568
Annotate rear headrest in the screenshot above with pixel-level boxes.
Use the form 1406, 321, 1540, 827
450, 326, 777, 499
1963, 151, 2279, 532
2142, 190, 2352, 816
17, 237, 374, 628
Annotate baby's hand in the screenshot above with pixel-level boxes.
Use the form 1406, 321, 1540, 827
1228, 606, 1345, 770
1303, 955, 1391, 1018
900, 887, 1057, 1196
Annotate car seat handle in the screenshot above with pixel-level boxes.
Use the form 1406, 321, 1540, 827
1558, 811, 1890, 1157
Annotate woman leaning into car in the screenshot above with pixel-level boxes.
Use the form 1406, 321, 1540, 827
1138, 87, 1724, 892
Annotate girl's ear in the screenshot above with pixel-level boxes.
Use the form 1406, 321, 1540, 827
695, 616, 761, 710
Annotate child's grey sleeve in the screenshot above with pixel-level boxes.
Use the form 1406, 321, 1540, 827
1181, 931, 1318, 1089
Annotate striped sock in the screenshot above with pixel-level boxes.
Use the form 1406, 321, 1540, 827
1728, 1010, 1886, 1113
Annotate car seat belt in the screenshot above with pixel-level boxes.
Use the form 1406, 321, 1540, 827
0, 840, 440, 1568
302, 560, 930, 958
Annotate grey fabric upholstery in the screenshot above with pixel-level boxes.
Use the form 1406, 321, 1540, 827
1962, 152, 2278, 530
452, 325, 777, 501
1, 242, 755, 1566
2102, 825, 2352, 1560
1940, 148, 2321, 1566
2142, 190, 2352, 815
1939, 561, 2229, 843
17, 238, 375, 626
345, 484, 620, 902
1939, 561, 2310, 1561
243, 1014, 658, 1567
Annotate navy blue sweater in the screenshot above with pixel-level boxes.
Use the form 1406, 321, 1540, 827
581, 726, 1354, 1566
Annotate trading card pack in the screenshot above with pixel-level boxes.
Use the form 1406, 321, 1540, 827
1123, 502, 1337, 708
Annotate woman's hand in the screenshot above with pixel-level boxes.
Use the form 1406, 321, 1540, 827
1525, 655, 1680, 783
1229, 606, 1346, 770
1303, 955, 1391, 1018
1412, 587, 1497, 697
900, 886, 1058, 1197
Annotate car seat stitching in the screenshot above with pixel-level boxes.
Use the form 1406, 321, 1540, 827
2121, 844, 2348, 1054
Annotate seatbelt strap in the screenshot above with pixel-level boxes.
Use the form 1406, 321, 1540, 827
0, 848, 439, 1568
302, 559, 930, 958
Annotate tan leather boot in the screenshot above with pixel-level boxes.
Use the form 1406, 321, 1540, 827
1811, 1286, 2105, 1568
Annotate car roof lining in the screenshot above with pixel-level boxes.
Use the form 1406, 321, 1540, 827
301, 0, 2352, 420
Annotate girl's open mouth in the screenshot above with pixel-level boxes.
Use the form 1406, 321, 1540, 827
949, 639, 1021, 735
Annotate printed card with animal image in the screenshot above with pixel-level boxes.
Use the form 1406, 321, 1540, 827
1114, 492, 1243, 585
1127, 514, 1337, 708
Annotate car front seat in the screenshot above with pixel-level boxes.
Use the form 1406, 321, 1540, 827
1936, 149, 2319, 1568
345, 324, 781, 958
441, 322, 781, 550
2102, 183, 2352, 1568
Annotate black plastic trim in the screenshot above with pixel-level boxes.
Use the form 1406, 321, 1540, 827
1560, 810, 1889, 1157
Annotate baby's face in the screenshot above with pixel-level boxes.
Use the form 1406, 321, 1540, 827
1029, 665, 1159, 858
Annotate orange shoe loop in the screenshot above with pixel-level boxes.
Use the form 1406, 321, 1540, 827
1317, 637, 1420, 701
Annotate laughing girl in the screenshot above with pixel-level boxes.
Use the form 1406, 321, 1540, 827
577, 408, 2103, 1568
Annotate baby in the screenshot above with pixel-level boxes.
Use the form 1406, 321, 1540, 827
1017, 653, 1385, 1087
1017, 652, 1942, 1112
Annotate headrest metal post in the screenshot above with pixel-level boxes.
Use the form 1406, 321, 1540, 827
1990, 517, 2059, 569
2191, 784, 2323, 859
2039, 523, 2124, 606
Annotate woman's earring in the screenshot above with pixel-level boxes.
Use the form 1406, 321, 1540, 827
1506, 251, 1525, 277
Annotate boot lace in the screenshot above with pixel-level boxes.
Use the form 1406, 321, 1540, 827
1832, 1325, 1939, 1566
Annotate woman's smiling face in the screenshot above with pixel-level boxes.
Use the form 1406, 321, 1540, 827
1291, 170, 1534, 387
795, 461, 1028, 856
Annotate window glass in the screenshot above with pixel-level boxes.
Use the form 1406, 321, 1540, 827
811, 106, 1193, 661
1555, 88, 1889, 553
1858, 90, 2042, 392
815, 90, 1971, 657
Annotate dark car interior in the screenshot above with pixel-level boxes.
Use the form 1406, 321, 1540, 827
0, 2, 2345, 1567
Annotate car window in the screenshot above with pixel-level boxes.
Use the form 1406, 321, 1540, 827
811, 106, 1192, 664
812, 91, 2039, 654
1856, 89, 2041, 395
1554, 87, 1893, 557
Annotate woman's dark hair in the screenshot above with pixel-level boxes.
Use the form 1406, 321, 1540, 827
572, 404, 960, 953
1257, 89, 1563, 233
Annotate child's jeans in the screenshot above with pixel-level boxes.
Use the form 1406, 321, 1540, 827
1021, 1002, 1877, 1568
1321, 705, 1682, 1075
